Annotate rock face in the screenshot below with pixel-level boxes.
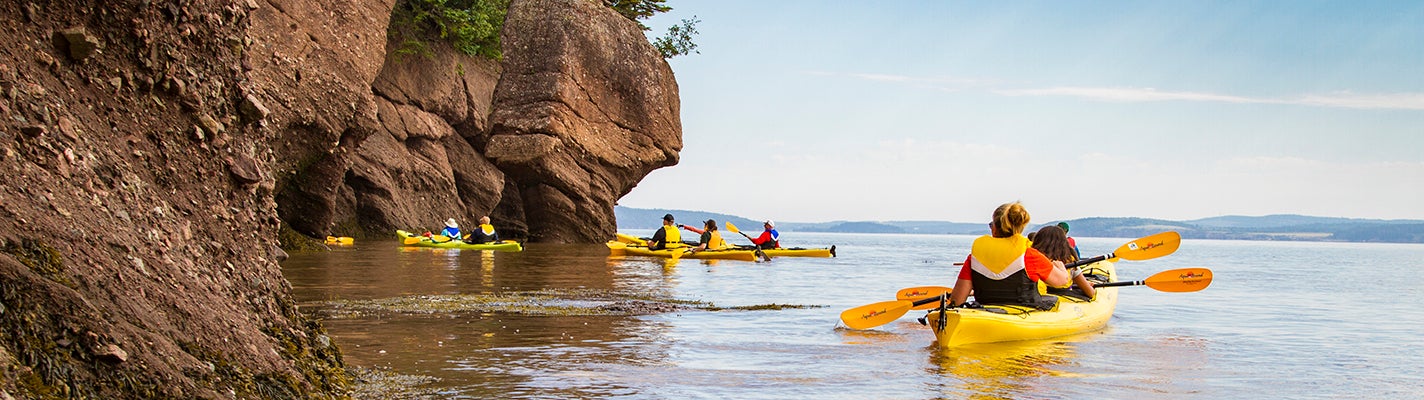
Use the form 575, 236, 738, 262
490, 0, 681, 243
0, 0, 377, 396
275, 0, 679, 244
0, 0, 679, 397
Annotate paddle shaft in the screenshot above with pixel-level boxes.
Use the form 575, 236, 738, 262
1065, 254, 1109, 269
726, 222, 770, 261
1094, 280, 1145, 288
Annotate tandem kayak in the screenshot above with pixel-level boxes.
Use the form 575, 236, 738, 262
606, 241, 759, 261
920, 260, 1118, 347
614, 233, 836, 257
396, 230, 524, 252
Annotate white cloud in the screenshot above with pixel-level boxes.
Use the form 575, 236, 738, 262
996, 86, 1261, 104
997, 86, 1424, 111
1291, 92, 1424, 111
819, 70, 1424, 111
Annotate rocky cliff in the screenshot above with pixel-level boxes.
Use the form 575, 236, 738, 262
0, 0, 679, 397
277, 0, 680, 243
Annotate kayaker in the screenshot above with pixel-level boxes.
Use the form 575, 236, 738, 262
437, 218, 461, 242
949, 202, 1071, 310
689, 219, 728, 253
464, 216, 500, 244
1032, 225, 1096, 300
749, 220, 780, 249
1058, 221, 1081, 258
648, 213, 681, 250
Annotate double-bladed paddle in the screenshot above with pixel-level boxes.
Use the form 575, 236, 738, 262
840, 267, 1212, 330
726, 222, 771, 262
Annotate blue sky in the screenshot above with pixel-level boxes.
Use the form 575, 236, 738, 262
619, 1, 1424, 223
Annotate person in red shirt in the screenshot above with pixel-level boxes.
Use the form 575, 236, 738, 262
749, 220, 780, 249
949, 202, 1071, 310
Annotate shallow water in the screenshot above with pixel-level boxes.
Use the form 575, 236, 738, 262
282, 232, 1424, 399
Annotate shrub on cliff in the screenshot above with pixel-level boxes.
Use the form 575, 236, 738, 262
608, 0, 699, 58
391, 0, 698, 60
391, 0, 510, 60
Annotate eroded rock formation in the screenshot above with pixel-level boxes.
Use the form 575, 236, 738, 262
490, 0, 681, 243
277, 0, 680, 243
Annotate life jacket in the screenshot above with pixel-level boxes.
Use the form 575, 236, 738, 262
651, 226, 681, 249
439, 226, 460, 239
706, 230, 727, 249
755, 229, 780, 249
465, 224, 498, 243
665, 226, 681, 244
968, 234, 1057, 310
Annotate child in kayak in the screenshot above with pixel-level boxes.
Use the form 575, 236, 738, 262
949, 202, 1072, 310
1032, 225, 1096, 300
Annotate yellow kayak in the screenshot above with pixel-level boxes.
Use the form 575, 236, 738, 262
397, 230, 524, 252
614, 233, 835, 257
922, 260, 1118, 347
606, 241, 758, 261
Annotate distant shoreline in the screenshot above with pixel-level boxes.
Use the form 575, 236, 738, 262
615, 207, 1424, 244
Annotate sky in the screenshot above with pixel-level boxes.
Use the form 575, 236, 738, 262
618, 1, 1424, 223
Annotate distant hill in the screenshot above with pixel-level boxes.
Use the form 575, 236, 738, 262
615, 207, 1424, 243
614, 207, 764, 231
1185, 214, 1422, 228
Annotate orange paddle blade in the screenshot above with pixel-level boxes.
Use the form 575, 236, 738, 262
1096, 268, 1213, 293
1144, 268, 1212, 292
896, 286, 952, 310
1113, 231, 1181, 261
839, 300, 913, 330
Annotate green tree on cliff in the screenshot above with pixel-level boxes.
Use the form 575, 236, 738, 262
390, 0, 697, 60
390, 0, 510, 60
607, 0, 700, 58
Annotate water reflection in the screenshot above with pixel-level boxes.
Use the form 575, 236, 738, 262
927, 338, 1082, 398
284, 242, 683, 397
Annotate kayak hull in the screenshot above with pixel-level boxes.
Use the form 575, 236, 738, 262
607, 242, 759, 261
923, 260, 1118, 347
397, 230, 524, 252
753, 246, 833, 258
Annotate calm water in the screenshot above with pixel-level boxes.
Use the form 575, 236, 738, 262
281, 232, 1424, 399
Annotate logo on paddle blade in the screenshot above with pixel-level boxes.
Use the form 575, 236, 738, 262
1128, 240, 1166, 253
1179, 270, 1209, 286
861, 309, 887, 319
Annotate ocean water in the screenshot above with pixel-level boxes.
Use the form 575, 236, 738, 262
282, 232, 1424, 399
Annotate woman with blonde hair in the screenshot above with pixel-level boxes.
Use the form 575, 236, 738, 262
949, 202, 1071, 310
